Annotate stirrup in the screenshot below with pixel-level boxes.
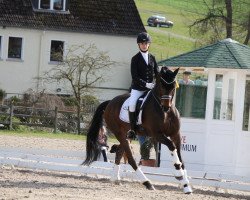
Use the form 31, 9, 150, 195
127, 129, 136, 140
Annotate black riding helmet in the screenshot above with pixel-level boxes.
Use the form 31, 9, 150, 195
137, 32, 151, 43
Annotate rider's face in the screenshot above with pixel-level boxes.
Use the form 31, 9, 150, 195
138, 42, 150, 52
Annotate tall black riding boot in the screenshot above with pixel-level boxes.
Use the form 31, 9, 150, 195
127, 111, 136, 139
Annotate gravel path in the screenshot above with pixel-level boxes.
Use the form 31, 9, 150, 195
0, 135, 250, 200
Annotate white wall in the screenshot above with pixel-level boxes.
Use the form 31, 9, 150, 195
0, 27, 138, 100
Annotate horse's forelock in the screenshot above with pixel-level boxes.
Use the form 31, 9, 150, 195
161, 67, 176, 83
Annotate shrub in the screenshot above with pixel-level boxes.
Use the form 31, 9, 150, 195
0, 89, 6, 101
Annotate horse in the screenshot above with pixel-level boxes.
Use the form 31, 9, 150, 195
83, 67, 192, 194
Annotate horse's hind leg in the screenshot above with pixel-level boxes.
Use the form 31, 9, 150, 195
122, 139, 155, 190
110, 146, 124, 183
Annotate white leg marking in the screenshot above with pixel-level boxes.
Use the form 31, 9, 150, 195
171, 149, 182, 165
182, 169, 193, 194
135, 167, 149, 182
174, 168, 184, 177
171, 149, 184, 177
181, 169, 190, 185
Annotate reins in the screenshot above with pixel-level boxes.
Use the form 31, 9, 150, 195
150, 88, 162, 108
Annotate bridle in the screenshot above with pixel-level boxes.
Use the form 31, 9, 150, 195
160, 77, 176, 102
151, 75, 176, 112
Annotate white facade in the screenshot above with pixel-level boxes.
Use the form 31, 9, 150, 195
160, 68, 250, 177
0, 27, 138, 100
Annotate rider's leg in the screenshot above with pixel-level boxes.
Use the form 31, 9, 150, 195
128, 89, 145, 139
128, 111, 136, 139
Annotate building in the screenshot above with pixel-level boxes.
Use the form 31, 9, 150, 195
158, 38, 250, 176
0, 0, 145, 100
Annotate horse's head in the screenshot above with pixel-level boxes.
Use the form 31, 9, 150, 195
157, 66, 179, 112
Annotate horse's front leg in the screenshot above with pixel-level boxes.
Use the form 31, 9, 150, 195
175, 144, 192, 194
166, 135, 192, 194
122, 138, 155, 190
161, 136, 184, 178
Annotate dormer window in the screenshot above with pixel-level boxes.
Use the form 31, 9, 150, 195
32, 0, 68, 12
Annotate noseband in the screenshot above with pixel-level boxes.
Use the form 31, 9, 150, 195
160, 77, 176, 102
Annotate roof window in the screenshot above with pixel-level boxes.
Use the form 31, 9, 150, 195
31, 0, 69, 12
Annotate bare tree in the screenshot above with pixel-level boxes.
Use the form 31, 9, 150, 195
40, 44, 115, 134
189, 0, 250, 45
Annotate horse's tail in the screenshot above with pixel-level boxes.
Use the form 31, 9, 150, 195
83, 100, 110, 165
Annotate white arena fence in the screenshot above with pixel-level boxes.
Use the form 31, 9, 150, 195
0, 147, 250, 193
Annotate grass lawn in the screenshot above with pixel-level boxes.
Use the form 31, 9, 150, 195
147, 29, 197, 61
135, 0, 201, 60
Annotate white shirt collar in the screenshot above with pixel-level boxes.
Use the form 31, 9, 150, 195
140, 51, 149, 65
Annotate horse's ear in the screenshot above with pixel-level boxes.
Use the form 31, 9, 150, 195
173, 68, 180, 76
161, 66, 169, 73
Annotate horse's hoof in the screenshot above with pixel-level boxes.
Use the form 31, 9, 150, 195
143, 181, 155, 190
114, 181, 122, 185
183, 185, 193, 194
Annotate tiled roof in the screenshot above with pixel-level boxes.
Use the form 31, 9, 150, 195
0, 0, 145, 36
158, 38, 250, 69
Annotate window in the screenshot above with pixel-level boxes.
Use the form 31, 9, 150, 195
53, 0, 64, 10
175, 70, 208, 119
243, 76, 250, 131
50, 40, 64, 62
8, 37, 23, 59
213, 75, 223, 119
33, 0, 67, 11
213, 73, 236, 120
31, 0, 69, 12
40, 0, 50, 9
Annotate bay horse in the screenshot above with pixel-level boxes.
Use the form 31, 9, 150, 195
83, 67, 192, 194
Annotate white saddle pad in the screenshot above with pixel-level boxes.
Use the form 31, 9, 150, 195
119, 92, 150, 125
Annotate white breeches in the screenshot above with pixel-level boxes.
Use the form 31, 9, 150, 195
129, 89, 145, 112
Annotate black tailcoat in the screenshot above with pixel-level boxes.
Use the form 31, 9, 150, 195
130, 52, 159, 91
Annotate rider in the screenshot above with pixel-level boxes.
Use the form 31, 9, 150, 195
127, 32, 159, 139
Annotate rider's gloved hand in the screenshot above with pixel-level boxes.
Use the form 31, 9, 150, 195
146, 82, 155, 89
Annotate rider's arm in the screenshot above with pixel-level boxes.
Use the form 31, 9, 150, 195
131, 56, 147, 87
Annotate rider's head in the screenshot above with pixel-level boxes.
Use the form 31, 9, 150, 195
137, 32, 151, 53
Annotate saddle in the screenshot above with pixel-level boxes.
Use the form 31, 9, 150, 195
119, 91, 151, 124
